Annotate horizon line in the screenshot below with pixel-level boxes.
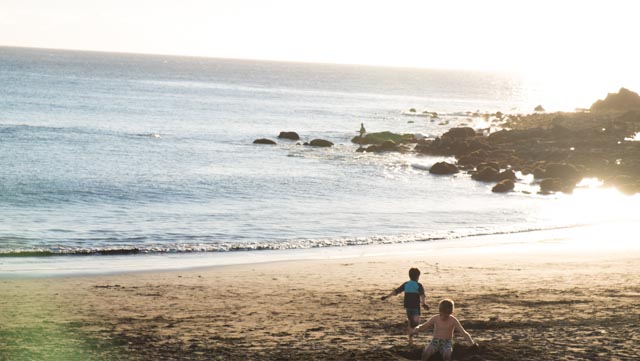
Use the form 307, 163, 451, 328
0, 44, 517, 75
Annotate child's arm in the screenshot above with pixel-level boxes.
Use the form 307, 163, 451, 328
418, 283, 429, 310
420, 293, 429, 310
380, 284, 404, 300
453, 317, 477, 345
412, 315, 436, 335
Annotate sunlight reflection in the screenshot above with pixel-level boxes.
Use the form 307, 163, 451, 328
546, 186, 638, 229
624, 132, 640, 141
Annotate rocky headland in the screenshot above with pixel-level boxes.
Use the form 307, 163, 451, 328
355, 88, 640, 195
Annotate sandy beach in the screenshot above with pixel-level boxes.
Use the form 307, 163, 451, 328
1, 228, 639, 361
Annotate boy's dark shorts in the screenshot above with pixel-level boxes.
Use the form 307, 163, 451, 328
406, 308, 420, 326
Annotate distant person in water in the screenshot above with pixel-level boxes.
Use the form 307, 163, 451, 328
381, 267, 429, 345
359, 123, 366, 144
411, 299, 477, 361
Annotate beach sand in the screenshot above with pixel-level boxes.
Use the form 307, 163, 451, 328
1, 232, 639, 360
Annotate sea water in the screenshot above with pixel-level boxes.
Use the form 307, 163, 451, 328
1, 47, 638, 275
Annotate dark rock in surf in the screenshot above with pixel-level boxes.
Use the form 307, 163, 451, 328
429, 162, 459, 175
253, 138, 277, 145
308, 139, 334, 147
492, 179, 515, 193
539, 178, 575, 194
278, 131, 300, 141
497, 169, 517, 182
471, 166, 499, 182
544, 163, 581, 181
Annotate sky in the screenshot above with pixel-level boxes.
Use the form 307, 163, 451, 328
1, 0, 639, 78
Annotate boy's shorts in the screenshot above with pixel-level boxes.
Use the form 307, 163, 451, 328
429, 338, 452, 354
405, 308, 420, 326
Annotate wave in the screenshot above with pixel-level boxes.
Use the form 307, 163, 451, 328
0, 123, 164, 141
0, 223, 586, 258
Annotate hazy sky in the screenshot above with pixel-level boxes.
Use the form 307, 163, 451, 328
1, 0, 638, 75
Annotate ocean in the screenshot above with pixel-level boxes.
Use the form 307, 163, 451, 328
1, 47, 638, 276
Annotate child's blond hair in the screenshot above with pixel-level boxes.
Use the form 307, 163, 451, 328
438, 299, 454, 315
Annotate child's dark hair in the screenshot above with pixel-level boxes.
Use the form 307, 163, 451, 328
408, 267, 421, 281
439, 299, 454, 315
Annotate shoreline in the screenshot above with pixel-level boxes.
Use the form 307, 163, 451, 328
2, 225, 639, 360
1, 221, 634, 279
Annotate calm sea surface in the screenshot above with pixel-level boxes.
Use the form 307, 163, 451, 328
1, 47, 638, 269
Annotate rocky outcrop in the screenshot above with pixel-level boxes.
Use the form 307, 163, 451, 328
413, 95, 640, 194
253, 138, 277, 145
278, 131, 300, 141
591, 88, 640, 112
308, 139, 334, 147
429, 162, 459, 175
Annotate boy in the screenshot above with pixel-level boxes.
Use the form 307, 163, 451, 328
412, 299, 477, 361
381, 267, 429, 345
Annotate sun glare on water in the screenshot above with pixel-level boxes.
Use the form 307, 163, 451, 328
542, 179, 639, 249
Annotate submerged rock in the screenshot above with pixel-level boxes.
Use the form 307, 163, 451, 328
253, 138, 277, 145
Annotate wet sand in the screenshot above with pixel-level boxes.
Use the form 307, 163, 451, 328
1, 232, 639, 360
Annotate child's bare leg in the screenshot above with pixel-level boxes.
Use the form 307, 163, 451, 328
407, 315, 420, 345
421, 344, 436, 361
442, 349, 452, 361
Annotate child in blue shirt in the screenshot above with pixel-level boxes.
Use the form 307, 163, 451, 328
381, 267, 429, 345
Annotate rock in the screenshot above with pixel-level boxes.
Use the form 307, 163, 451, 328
533, 167, 546, 179
544, 163, 580, 181
253, 138, 276, 145
442, 127, 476, 139
591, 87, 640, 112
497, 169, 517, 181
539, 178, 575, 194
308, 139, 334, 147
277, 131, 300, 141
492, 179, 515, 193
471, 166, 499, 182
457, 153, 485, 167
477, 162, 500, 172
539, 178, 562, 194
534, 105, 545, 112
352, 131, 416, 145
409, 108, 416, 113
429, 162, 459, 175
362, 140, 406, 153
